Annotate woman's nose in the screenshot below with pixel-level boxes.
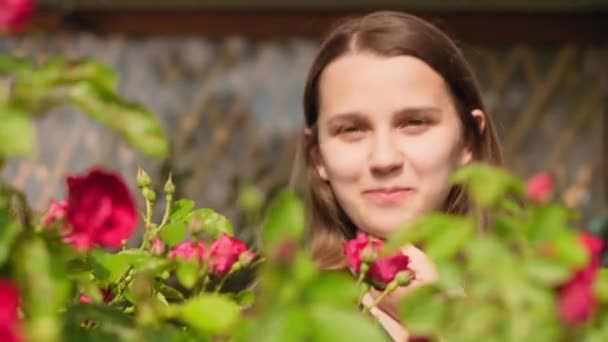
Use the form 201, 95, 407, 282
369, 132, 404, 176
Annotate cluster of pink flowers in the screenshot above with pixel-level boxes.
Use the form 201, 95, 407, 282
343, 232, 413, 288
167, 233, 255, 276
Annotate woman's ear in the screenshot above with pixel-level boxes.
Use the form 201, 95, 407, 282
471, 109, 486, 135
459, 109, 486, 166
304, 128, 328, 181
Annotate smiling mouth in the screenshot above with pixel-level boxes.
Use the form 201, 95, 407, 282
362, 187, 414, 205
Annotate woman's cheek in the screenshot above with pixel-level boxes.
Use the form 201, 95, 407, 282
320, 141, 369, 182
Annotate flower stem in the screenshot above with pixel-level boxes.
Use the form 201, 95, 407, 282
356, 263, 370, 307
214, 275, 229, 294
158, 194, 173, 230
364, 282, 397, 314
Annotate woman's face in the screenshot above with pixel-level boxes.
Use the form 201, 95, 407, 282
315, 53, 474, 238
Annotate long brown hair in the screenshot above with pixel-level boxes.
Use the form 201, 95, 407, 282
303, 11, 503, 270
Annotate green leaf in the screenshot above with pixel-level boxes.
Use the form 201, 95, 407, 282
551, 230, 587, 269
133, 257, 174, 277
68, 82, 168, 157
0, 219, 21, 265
188, 208, 233, 238
0, 105, 34, 156
90, 249, 146, 285
450, 163, 522, 208
523, 258, 571, 285
63, 303, 136, 342
399, 285, 445, 336
234, 290, 255, 308
385, 213, 458, 254
169, 199, 195, 221
527, 204, 568, 242
172, 294, 241, 335
159, 221, 187, 246
303, 272, 358, 308
176, 261, 198, 289
593, 268, 608, 302
309, 304, 389, 342
425, 216, 474, 261
15, 237, 70, 342
262, 191, 305, 249
156, 283, 185, 302
247, 307, 310, 342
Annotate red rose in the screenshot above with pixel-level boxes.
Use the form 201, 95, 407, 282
168, 241, 206, 266
525, 172, 553, 203
557, 232, 604, 325
368, 253, 411, 285
0, 280, 21, 342
0, 0, 35, 32
42, 199, 68, 226
208, 233, 248, 276
65, 168, 137, 250
343, 233, 412, 287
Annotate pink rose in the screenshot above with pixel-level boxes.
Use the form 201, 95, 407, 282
65, 168, 137, 250
42, 199, 68, 226
526, 172, 553, 203
168, 241, 206, 266
557, 232, 604, 325
343, 233, 382, 273
343, 233, 412, 287
0, 0, 35, 32
208, 233, 248, 276
0, 280, 21, 342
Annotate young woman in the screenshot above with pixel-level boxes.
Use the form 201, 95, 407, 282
302, 11, 503, 340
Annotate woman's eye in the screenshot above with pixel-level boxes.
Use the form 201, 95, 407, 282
334, 125, 366, 140
398, 118, 430, 133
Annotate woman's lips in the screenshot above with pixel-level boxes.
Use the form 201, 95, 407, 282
362, 187, 414, 205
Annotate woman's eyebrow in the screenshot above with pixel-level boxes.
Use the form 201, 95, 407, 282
324, 112, 368, 125
392, 106, 442, 117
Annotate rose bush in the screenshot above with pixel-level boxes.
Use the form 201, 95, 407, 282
2, 3, 608, 340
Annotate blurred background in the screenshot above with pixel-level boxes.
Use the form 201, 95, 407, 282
1, 0, 607, 229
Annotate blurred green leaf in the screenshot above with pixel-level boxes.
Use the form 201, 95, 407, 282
0, 219, 21, 265
90, 249, 139, 285
156, 282, 185, 302
171, 294, 241, 335
169, 199, 195, 221
15, 237, 70, 342
234, 290, 255, 308
63, 303, 136, 342
68, 82, 168, 157
593, 268, 608, 302
176, 261, 198, 289
159, 221, 187, 247
0, 105, 34, 157
262, 191, 305, 249
399, 285, 445, 336
527, 204, 568, 242
425, 216, 473, 261
524, 258, 571, 286
309, 304, 388, 342
133, 257, 174, 277
245, 307, 309, 342
303, 272, 358, 308
188, 208, 233, 238
552, 230, 587, 269
451, 163, 522, 208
